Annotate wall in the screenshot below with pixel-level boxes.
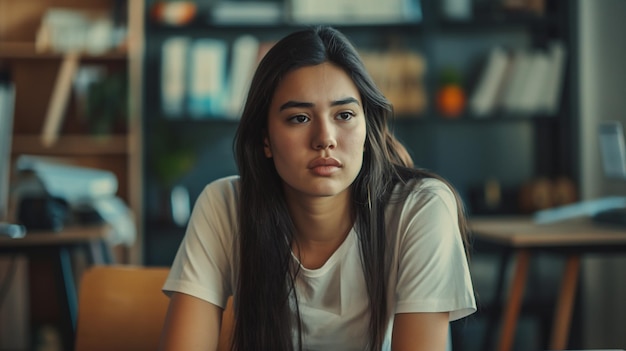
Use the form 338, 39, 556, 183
578, 0, 626, 347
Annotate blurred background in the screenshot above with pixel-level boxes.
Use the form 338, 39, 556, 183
1, 0, 625, 350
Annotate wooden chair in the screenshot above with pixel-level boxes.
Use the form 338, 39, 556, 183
74, 265, 170, 351
74, 265, 234, 351
74, 265, 451, 350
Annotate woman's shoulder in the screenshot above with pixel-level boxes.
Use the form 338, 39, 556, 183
393, 176, 454, 199
389, 176, 459, 215
197, 175, 241, 205
203, 175, 240, 192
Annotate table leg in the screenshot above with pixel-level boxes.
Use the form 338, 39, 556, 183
548, 254, 581, 350
497, 249, 531, 351
481, 250, 512, 351
58, 247, 77, 331
86, 239, 115, 265
57, 247, 77, 351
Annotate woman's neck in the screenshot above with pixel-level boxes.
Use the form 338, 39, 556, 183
284, 188, 354, 269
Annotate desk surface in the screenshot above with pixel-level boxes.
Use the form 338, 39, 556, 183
470, 216, 626, 248
0, 224, 111, 248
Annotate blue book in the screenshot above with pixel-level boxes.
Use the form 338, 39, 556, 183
187, 39, 228, 118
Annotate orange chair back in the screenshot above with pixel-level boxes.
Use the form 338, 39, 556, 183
74, 265, 170, 351
74, 265, 235, 351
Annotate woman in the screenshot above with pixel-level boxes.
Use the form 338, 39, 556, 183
159, 26, 476, 351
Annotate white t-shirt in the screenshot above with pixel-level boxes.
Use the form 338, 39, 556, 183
163, 175, 476, 350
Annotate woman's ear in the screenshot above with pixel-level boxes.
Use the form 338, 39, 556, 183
263, 135, 272, 158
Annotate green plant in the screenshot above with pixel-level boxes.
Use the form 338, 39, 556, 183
85, 71, 128, 135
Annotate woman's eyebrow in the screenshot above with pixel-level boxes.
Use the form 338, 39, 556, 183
279, 100, 313, 111
331, 97, 360, 107
278, 97, 360, 111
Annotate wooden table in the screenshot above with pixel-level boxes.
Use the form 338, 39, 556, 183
0, 224, 114, 350
470, 216, 626, 351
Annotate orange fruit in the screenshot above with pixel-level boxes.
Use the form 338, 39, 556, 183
151, 1, 197, 25
437, 84, 466, 118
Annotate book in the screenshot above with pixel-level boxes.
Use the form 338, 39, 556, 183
209, 2, 283, 24
539, 41, 567, 115
226, 35, 260, 118
499, 49, 533, 114
161, 36, 190, 118
469, 46, 510, 117
289, 0, 420, 24
187, 38, 228, 118
517, 50, 551, 115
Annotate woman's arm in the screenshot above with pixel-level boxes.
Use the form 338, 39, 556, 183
159, 292, 223, 351
391, 312, 449, 351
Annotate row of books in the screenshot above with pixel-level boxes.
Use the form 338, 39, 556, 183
206, 0, 421, 25
161, 35, 272, 119
469, 41, 567, 117
360, 50, 427, 116
160, 35, 428, 119
162, 36, 566, 120
289, 0, 421, 24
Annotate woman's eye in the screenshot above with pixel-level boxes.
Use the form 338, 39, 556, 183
288, 115, 310, 124
337, 111, 354, 121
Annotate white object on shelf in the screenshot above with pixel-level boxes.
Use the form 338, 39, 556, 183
289, 0, 421, 24
170, 184, 190, 227
442, 0, 473, 20
210, 2, 283, 24
469, 46, 509, 117
15, 155, 118, 201
14, 155, 135, 245
161, 37, 190, 118
226, 35, 260, 118
187, 39, 228, 118
539, 41, 567, 115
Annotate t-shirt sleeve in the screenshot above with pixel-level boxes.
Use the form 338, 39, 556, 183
393, 179, 476, 321
161, 177, 238, 309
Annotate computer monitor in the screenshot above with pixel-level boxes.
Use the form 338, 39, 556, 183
0, 73, 14, 221
598, 120, 626, 180
593, 120, 626, 225
534, 120, 626, 224
0, 72, 25, 238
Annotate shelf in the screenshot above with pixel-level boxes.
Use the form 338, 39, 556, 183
146, 19, 424, 34
438, 15, 555, 30
11, 134, 129, 156
158, 115, 240, 123
0, 42, 128, 61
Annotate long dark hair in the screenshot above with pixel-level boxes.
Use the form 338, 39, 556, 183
233, 26, 468, 351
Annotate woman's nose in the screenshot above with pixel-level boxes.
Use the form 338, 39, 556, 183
312, 121, 336, 150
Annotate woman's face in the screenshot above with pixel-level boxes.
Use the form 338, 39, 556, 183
264, 62, 367, 200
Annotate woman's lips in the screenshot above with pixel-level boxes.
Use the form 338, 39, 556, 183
308, 157, 342, 176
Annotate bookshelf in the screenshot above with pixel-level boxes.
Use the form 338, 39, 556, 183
0, 42, 128, 60
11, 135, 129, 155
0, 2, 145, 349
141, 0, 576, 258
0, 0, 144, 264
